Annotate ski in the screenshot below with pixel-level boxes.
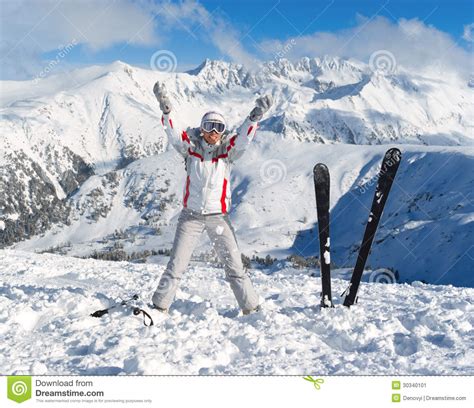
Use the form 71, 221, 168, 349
313, 163, 333, 308
343, 148, 402, 307
91, 294, 154, 326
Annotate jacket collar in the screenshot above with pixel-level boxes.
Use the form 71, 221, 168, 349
201, 136, 221, 153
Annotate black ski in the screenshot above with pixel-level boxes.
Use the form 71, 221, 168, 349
91, 294, 154, 326
343, 148, 402, 307
313, 163, 333, 308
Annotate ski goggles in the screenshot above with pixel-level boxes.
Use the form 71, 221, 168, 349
201, 121, 226, 133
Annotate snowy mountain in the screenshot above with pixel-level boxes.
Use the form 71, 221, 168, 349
1, 57, 473, 288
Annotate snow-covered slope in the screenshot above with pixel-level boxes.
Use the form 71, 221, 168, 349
1, 250, 472, 375
13, 141, 474, 287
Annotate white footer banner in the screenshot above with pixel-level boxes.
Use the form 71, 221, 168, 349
0, 376, 471, 407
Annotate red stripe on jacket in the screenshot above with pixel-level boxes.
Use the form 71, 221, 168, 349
212, 135, 237, 163
181, 130, 190, 144
161, 115, 173, 128
212, 153, 228, 163
220, 178, 228, 214
188, 148, 204, 161
183, 175, 190, 207
161, 116, 174, 129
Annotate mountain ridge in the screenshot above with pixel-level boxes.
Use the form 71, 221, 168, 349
0, 57, 472, 287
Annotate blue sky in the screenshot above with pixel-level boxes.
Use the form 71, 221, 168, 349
1, 0, 473, 79
202, 0, 473, 40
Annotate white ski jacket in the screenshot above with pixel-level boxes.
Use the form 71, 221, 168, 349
161, 113, 259, 214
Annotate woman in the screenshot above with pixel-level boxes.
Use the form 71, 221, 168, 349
152, 81, 272, 315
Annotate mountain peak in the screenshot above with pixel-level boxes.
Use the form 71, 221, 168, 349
186, 58, 210, 75
108, 60, 132, 71
186, 58, 238, 76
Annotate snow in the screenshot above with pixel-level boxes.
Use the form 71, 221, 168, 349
0, 250, 472, 375
322, 295, 332, 308
323, 250, 331, 265
7, 213, 19, 221
323, 238, 330, 265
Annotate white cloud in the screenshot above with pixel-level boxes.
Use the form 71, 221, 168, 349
146, 0, 258, 67
2, 1, 471, 82
0, 0, 159, 79
463, 23, 474, 42
0, 0, 258, 79
259, 15, 473, 79
208, 21, 258, 67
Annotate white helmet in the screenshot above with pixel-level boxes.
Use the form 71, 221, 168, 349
200, 111, 226, 133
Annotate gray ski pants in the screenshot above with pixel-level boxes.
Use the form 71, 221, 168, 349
152, 209, 259, 312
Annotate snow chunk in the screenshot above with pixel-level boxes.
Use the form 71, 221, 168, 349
323, 250, 331, 264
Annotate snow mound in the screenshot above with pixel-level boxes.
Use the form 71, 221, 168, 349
1, 250, 472, 375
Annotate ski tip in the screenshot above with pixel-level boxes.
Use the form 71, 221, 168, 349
385, 147, 402, 162
313, 163, 329, 173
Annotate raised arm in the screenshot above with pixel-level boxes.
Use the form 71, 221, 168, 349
153, 81, 192, 158
227, 94, 273, 162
